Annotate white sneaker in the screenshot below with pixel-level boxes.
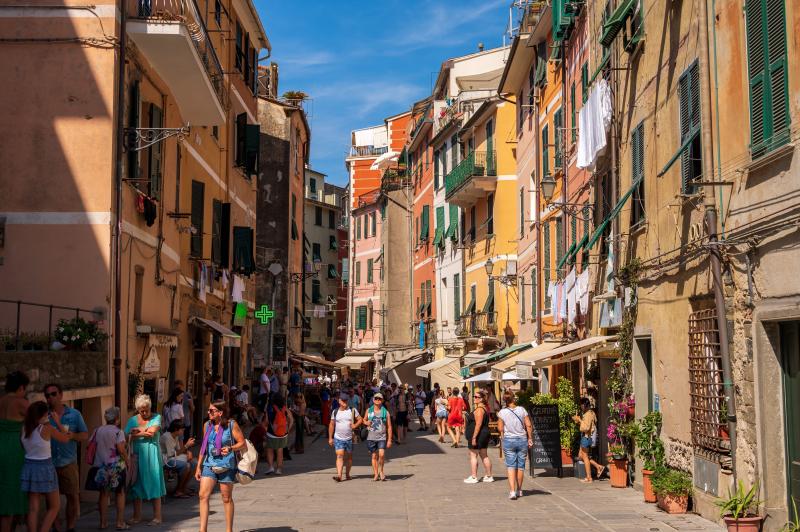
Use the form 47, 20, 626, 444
509, 491, 518, 500
463, 476, 479, 484
275, 468, 283, 475
264, 466, 275, 475
482, 476, 495, 483
517, 489, 523, 498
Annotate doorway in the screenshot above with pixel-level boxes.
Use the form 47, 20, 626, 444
779, 321, 800, 520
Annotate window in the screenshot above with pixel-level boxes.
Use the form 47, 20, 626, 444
312, 243, 321, 263
341, 258, 349, 283
311, 279, 321, 304
469, 206, 476, 241
450, 134, 459, 168
433, 149, 440, 190
327, 264, 337, 279
355, 261, 361, 285
688, 308, 728, 454
329, 210, 336, 229
211, 200, 223, 266
235, 113, 259, 176
746, 0, 789, 158
555, 217, 564, 271
487, 193, 494, 235
145, 104, 163, 200
570, 82, 577, 144
631, 121, 646, 227
420, 205, 430, 241
363, 214, 369, 238
190, 180, 204, 257
232, 226, 254, 275
355, 216, 361, 240
329, 235, 337, 250
554, 108, 563, 169
310, 178, 316, 194
581, 62, 589, 103
541, 124, 550, 177
371, 212, 376, 236
235, 22, 244, 72
327, 319, 334, 337
291, 194, 298, 240
356, 306, 367, 330
314, 206, 322, 226
519, 188, 525, 237
485, 280, 495, 324
520, 276, 526, 321
678, 62, 702, 194
367, 258, 373, 284
543, 222, 551, 311
460, 210, 466, 242
453, 273, 461, 322
133, 265, 144, 322
531, 268, 537, 318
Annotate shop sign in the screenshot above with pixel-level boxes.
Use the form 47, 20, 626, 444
149, 334, 178, 348
529, 404, 562, 477
143, 345, 161, 374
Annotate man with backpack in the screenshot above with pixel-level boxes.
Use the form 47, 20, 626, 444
328, 393, 362, 482
362, 392, 392, 481
264, 394, 293, 475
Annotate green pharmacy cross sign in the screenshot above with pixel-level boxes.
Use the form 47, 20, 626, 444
255, 305, 275, 325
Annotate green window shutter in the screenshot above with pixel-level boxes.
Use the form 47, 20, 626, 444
446, 204, 459, 240
433, 150, 440, 190
371, 212, 377, 235
211, 200, 222, 265
425, 280, 432, 315
678, 63, 701, 194
555, 217, 564, 270
147, 104, 163, 200
746, 0, 789, 158
433, 206, 445, 247
355, 261, 361, 285
453, 273, 461, 321
543, 223, 551, 310
554, 109, 563, 169
312, 280, 321, 304
357, 306, 367, 330
520, 276, 526, 321
328, 264, 337, 279
570, 213, 577, 263
583, 204, 590, 237
367, 258, 373, 283
542, 124, 550, 177
570, 82, 577, 143
581, 62, 588, 103
631, 122, 646, 226
420, 205, 430, 240
190, 180, 204, 257
531, 268, 537, 317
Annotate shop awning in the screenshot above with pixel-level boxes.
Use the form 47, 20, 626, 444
585, 176, 642, 251
556, 242, 577, 269
463, 350, 492, 365
518, 335, 617, 368
335, 354, 372, 369
462, 370, 494, 383
384, 349, 429, 371
490, 341, 560, 372
468, 341, 535, 368
416, 356, 459, 378
499, 370, 538, 381
565, 233, 589, 263
291, 353, 343, 370
189, 317, 241, 347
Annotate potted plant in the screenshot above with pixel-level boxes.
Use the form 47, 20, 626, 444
651, 467, 692, 514
783, 499, 799, 531
634, 412, 665, 503
716, 480, 763, 531
607, 440, 629, 488
556, 377, 579, 465
55, 317, 107, 351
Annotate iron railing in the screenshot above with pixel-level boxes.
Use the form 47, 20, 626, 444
132, 0, 226, 108
0, 299, 105, 351
348, 145, 389, 158
455, 311, 498, 338
444, 150, 497, 198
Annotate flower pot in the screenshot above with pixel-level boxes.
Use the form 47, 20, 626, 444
656, 493, 689, 514
719, 426, 730, 440
722, 515, 763, 532
627, 405, 636, 418
642, 469, 656, 503
609, 458, 628, 488
561, 447, 573, 465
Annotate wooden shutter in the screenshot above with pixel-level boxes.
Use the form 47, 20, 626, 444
542, 124, 550, 176
127, 81, 140, 181
371, 212, 376, 235
420, 205, 430, 240
449, 204, 459, 240
233, 226, 254, 274
220, 203, 230, 267
212, 200, 222, 265
531, 268, 537, 317
235, 23, 243, 71
555, 217, 564, 270
581, 62, 588, 103
245, 124, 260, 176
235, 113, 247, 167
631, 122, 645, 225
570, 211, 577, 249
554, 109, 563, 169
520, 275, 526, 320
190, 180, 204, 257
543, 222, 551, 310
678, 63, 700, 193
454, 273, 460, 320
357, 306, 367, 330
355, 261, 360, 285
367, 258, 373, 283
570, 82, 577, 143
148, 104, 163, 199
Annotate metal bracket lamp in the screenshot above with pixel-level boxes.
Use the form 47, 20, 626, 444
484, 258, 517, 287
124, 124, 190, 152
289, 259, 322, 283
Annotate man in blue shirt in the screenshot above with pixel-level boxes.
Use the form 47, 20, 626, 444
45, 383, 88, 532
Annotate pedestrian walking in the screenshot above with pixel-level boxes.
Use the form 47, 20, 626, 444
328, 393, 361, 482
125, 394, 166, 525
20, 400, 71, 532
426, 382, 439, 431
279, 367, 290, 400
572, 397, 605, 483
497, 391, 533, 499
363, 393, 392, 481
43, 382, 88, 532
0, 370, 30, 532
85, 407, 127, 529
446, 388, 466, 448
414, 384, 428, 431
265, 394, 293, 475
195, 400, 246, 532
290, 392, 306, 453
394, 386, 410, 443
463, 389, 493, 484
173, 380, 194, 443
434, 389, 449, 443
210, 375, 229, 403
160, 420, 196, 497
257, 367, 271, 413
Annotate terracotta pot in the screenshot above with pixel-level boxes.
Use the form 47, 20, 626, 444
609, 458, 628, 488
722, 516, 763, 532
642, 469, 656, 503
656, 493, 689, 514
720, 426, 730, 440
627, 405, 636, 418
561, 447, 573, 465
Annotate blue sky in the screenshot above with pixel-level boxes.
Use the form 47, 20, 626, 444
255, 0, 512, 185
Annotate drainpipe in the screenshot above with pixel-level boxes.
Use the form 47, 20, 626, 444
111, 0, 128, 409
699, 0, 737, 480
533, 95, 542, 345
560, 46, 568, 340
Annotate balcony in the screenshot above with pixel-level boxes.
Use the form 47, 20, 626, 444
382, 166, 408, 192
444, 150, 497, 207
455, 312, 498, 339
348, 145, 389, 158
127, 0, 226, 125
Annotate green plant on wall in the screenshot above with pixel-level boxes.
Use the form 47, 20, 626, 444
556, 376, 579, 451
634, 411, 665, 471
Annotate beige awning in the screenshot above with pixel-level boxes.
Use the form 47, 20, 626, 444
291, 353, 343, 369
189, 317, 240, 347
336, 354, 373, 369
524, 336, 618, 368
416, 356, 459, 378
490, 341, 561, 372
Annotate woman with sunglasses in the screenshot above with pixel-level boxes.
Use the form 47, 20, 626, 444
125, 394, 166, 525
195, 399, 246, 532
362, 393, 392, 481
463, 389, 493, 484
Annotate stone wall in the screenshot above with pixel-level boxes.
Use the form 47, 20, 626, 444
0, 351, 109, 391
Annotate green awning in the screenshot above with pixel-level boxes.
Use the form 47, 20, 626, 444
585, 175, 643, 250
432, 227, 444, 247
568, 233, 589, 261
599, 0, 636, 48
557, 242, 577, 269
658, 126, 700, 177
475, 342, 535, 366
534, 60, 547, 87
482, 290, 494, 313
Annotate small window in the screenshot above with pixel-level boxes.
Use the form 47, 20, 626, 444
312, 242, 321, 262
309, 178, 317, 194
328, 210, 336, 229
315, 206, 322, 226
329, 235, 337, 250
487, 193, 494, 235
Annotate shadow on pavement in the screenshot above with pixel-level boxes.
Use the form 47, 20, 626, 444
241, 528, 299, 532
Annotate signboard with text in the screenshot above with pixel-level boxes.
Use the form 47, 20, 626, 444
529, 404, 562, 477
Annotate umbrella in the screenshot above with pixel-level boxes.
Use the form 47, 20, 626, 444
370, 151, 399, 171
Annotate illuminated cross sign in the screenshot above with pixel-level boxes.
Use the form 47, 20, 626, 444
255, 305, 275, 325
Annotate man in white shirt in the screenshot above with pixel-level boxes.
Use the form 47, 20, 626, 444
258, 366, 271, 413
160, 420, 196, 497
328, 393, 361, 482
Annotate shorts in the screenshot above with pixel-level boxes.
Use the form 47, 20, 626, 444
467, 430, 490, 450
333, 438, 353, 453
165, 455, 191, 475
580, 436, 592, 449
201, 465, 236, 484
396, 411, 408, 427
503, 437, 529, 470
56, 462, 80, 496
366, 439, 387, 453
416, 407, 425, 417
436, 409, 448, 419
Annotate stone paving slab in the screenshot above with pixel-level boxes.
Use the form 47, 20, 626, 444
75, 426, 722, 531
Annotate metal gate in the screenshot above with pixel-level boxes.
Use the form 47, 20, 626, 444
688, 308, 728, 456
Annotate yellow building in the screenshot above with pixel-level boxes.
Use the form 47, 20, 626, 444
445, 97, 519, 349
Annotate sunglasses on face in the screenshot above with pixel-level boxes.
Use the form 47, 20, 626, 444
45, 391, 59, 398
208, 408, 220, 414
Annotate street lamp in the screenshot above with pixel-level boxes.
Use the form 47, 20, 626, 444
484, 258, 494, 277
289, 259, 323, 283
540, 173, 557, 202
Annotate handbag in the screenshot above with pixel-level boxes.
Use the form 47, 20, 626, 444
85, 429, 98, 465
125, 436, 138, 488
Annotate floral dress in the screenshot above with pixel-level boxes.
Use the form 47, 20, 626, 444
125, 414, 166, 500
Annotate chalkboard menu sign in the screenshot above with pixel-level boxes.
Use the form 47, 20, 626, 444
529, 404, 562, 477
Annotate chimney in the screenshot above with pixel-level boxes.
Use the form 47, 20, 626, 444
478, 42, 485, 52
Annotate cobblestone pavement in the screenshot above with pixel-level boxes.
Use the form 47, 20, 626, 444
76, 425, 722, 531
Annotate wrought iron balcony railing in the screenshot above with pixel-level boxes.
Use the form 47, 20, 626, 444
348, 145, 389, 158
444, 150, 497, 198
455, 311, 498, 338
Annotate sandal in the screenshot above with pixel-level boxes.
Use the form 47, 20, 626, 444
580, 478, 593, 483
345, 475, 352, 481
116, 525, 130, 531
597, 466, 606, 479
146, 520, 162, 527
173, 492, 191, 499
332, 476, 341, 482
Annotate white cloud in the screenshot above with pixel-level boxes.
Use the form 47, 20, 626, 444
278, 50, 336, 68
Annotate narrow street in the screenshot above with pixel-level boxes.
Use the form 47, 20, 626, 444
76, 427, 721, 531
